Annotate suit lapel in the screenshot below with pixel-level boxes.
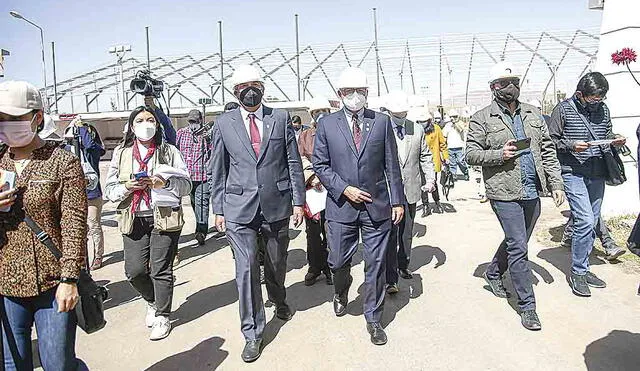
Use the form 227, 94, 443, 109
337, 113, 358, 158
258, 106, 276, 163
358, 109, 376, 158
231, 109, 257, 161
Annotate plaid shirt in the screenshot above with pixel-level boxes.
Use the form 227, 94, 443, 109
176, 127, 211, 181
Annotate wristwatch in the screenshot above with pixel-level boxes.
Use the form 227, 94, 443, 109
60, 277, 78, 284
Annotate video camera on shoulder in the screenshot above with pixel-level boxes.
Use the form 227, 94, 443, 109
130, 70, 164, 98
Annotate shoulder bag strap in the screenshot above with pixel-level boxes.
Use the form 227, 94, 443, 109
23, 214, 63, 260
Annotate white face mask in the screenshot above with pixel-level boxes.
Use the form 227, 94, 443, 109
0, 118, 37, 148
342, 92, 367, 112
133, 122, 157, 141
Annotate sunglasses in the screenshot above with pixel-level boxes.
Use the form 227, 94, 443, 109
340, 88, 368, 96
492, 78, 520, 89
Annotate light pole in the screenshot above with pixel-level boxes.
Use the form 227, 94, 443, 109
10, 10, 49, 110
109, 45, 131, 111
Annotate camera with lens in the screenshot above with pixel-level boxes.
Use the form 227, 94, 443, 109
130, 70, 164, 98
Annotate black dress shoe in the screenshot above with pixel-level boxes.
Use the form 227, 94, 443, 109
585, 271, 606, 288
241, 339, 262, 363
304, 271, 321, 286
520, 310, 541, 331
483, 271, 508, 298
276, 304, 293, 321
333, 294, 348, 317
570, 273, 591, 297
323, 270, 333, 285
433, 202, 443, 214
195, 232, 206, 246
398, 268, 413, 280
366, 322, 388, 345
421, 205, 431, 217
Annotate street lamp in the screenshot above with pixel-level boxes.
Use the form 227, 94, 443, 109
108, 45, 131, 111
10, 10, 48, 110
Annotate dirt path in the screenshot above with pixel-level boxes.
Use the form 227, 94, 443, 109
74, 169, 640, 371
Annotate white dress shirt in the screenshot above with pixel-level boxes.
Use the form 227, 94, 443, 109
443, 122, 465, 149
342, 107, 365, 134
240, 105, 264, 139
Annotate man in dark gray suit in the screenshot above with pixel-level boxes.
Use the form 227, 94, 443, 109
312, 67, 405, 346
209, 65, 305, 362
384, 92, 436, 294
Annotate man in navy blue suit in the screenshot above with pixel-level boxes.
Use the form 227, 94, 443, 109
312, 67, 405, 345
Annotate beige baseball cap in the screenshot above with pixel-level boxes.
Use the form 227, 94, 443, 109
0, 80, 43, 116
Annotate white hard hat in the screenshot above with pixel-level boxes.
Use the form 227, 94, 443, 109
308, 96, 331, 112
443, 115, 452, 123
432, 111, 442, 119
38, 114, 59, 140
489, 61, 520, 83
528, 99, 542, 108
448, 108, 459, 117
231, 64, 264, 88
461, 106, 472, 118
408, 107, 432, 122
337, 67, 368, 89
385, 91, 409, 113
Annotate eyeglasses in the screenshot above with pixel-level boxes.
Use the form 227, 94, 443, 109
340, 88, 367, 96
491, 77, 520, 89
583, 95, 606, 104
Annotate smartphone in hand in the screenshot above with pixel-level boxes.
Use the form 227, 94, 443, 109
0, 170, 17, 212
133, 171, 149, 180
513, 138, 531, 151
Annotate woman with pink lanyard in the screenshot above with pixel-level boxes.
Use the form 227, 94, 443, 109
105, 106, 191, 341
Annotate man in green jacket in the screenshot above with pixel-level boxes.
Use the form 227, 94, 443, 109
466, 61, 565, 331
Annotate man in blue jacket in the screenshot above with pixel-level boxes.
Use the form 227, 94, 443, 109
313, 67, 404, 346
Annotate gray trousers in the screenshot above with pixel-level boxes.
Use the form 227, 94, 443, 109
225, 213, 290, 341
326, 210, 391, 323
123, 216, 181, 317
386, 202, 416, 284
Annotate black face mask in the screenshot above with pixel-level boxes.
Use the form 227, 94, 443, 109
493, 84, 520, 104
238, 86, 263, 108
422, 121, 434, 133
293, 125, 301, 131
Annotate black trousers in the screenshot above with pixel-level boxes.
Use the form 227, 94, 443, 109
305, 211, 329, 273
421, 173, 440, 205
386, 202, 416, 284
123, 217, 181, 317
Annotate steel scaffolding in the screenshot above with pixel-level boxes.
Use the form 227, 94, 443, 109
45, 28, 599, 113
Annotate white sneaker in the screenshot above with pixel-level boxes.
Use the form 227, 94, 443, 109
145, 303, 157, 328
149, 316, 172, 341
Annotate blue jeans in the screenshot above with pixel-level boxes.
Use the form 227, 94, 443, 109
448, 147, 468, 177
487, 199, 540, 311
189, 180, 210, 234
562, 173, 606, 275
1, 287, 81, 371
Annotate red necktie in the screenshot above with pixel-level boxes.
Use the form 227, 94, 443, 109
352, 114, 362, 151
248, 113, 261, 156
